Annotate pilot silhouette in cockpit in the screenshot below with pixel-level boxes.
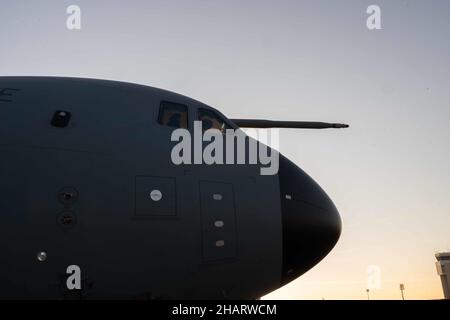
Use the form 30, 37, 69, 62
167, 113, 182, 128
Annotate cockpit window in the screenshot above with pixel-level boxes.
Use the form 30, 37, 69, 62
198, 108, 231, 133
158, 101, 188, 129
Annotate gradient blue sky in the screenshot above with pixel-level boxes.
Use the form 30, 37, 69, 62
1, 0, 450, 299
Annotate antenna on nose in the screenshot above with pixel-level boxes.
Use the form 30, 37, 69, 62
230, 119, 349, 129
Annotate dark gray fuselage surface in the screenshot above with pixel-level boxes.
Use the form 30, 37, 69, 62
0, 77, 341, 299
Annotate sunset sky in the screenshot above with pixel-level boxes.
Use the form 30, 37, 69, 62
2, 0, 449, 299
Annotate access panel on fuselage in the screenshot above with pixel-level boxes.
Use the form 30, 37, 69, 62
199, 181, 238, 262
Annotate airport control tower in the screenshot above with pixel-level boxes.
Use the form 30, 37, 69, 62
435, 252, 450, 299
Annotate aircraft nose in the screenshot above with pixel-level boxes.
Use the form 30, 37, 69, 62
278, 155, 342, 285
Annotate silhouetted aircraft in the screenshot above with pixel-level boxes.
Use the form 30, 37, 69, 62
0, 77, 347, 299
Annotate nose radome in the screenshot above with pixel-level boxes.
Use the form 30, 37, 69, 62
278, 155, 342, 285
